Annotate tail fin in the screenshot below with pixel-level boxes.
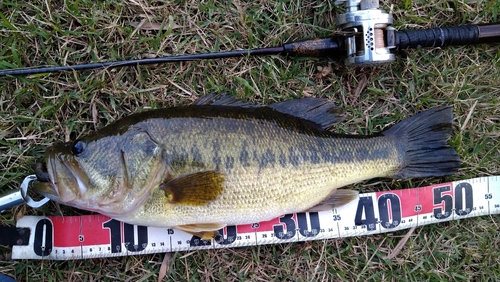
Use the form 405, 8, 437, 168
383, 106, 461, 179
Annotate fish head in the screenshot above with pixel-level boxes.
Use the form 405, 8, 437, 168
34, 132, 167, 216
34, 141, 91, 204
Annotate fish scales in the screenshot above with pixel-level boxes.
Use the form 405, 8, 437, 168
108, 110, 401, 226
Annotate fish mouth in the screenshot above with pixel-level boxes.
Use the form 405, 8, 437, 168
35, 161, 51, 182
32, 143, 90, 203
33, 159, 59, 199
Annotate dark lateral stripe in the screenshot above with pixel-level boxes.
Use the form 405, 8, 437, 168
288, 147, 301, 166
279, 151, 287, 167
212, 140, 222, 170
166, 143, 207, 171
258, 149, 276, 169
238, 141, 250, 167
225, 156, 235, 170
224, 138, 393, 171
190, 144, 205, 168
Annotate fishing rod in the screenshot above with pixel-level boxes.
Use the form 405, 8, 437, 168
0, 0, 499, 77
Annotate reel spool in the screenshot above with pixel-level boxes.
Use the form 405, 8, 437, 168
334, 0, 395, 65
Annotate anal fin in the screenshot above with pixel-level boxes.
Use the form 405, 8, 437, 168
176, 223, 225, 240
305, 189, 358, 212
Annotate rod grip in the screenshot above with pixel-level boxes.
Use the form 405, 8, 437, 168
395, 25, 479, 50
283, 37, 344, 57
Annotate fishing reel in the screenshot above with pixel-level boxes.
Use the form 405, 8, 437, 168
334, 0, 396, 65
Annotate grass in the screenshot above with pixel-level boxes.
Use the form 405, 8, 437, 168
1, 0, 499, 281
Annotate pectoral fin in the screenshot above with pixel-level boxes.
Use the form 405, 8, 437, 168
305, 189, 359, 212
160, 171, 225, 206
176, 223, 225, 240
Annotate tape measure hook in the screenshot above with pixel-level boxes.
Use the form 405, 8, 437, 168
21, 174, 50, 209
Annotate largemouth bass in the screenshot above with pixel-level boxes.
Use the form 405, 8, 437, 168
34, 96, 460, 238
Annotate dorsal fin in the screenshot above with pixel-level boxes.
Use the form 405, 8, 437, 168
269, 98, 345, 130
192, 94, 261, 108
193, 94, 345, 130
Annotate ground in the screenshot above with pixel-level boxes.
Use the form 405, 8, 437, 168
0, 0, 499, 281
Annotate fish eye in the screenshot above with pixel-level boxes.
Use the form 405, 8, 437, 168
71, 140, 86, 156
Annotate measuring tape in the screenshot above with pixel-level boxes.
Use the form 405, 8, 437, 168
11, 176, 499, 260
